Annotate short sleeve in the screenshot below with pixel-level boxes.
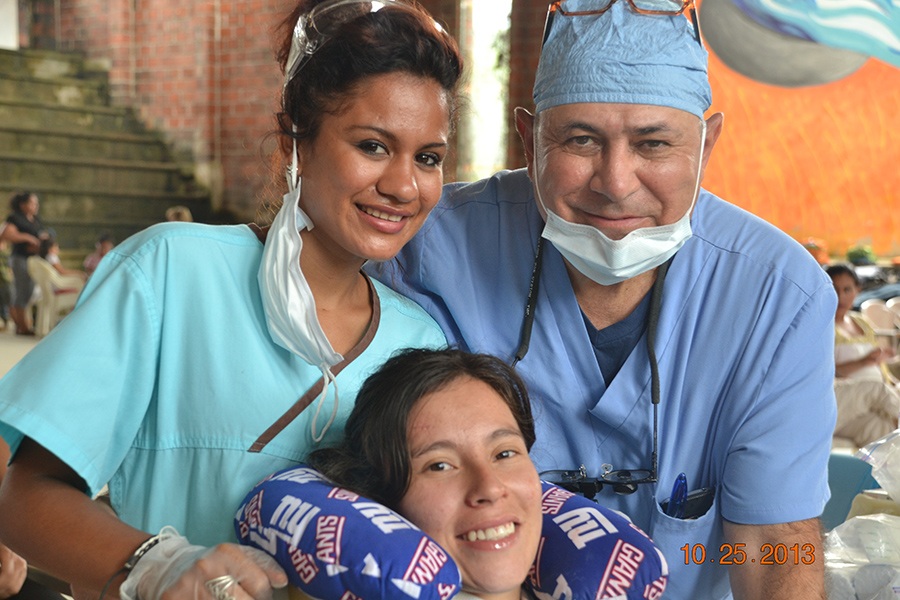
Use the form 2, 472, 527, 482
0, 248, 161, 496
720, 282, 837, 524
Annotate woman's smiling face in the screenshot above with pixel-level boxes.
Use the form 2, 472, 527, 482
398, 376, 543, 600
295, 70, 450, 265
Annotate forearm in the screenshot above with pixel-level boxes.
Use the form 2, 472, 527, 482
835, 359, 866, 378
0, 439, 150, 596
724, 519, 825, 600
2, 229, 38, 247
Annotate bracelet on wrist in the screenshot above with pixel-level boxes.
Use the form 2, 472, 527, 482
98, 533, 166, 600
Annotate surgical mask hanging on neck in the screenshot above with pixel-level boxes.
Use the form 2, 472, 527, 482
258, 176, 344, 442
538, 121, 707, 286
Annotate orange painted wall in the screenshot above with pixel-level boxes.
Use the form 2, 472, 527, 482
703, 54, 900, 259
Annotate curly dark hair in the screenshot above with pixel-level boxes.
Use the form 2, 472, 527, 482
275, 0, 463, 146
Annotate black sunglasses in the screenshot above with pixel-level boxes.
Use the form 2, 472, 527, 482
541, 463, 656, 497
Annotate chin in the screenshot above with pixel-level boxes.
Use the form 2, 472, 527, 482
461, 565, 531, 598
359, 252, 396, 264
463, 582, 523, 599
358, 244, 406, 264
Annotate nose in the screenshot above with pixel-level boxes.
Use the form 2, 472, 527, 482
377, 157, 418, 204
589, 142, 641, 202
465, 464, 508, 507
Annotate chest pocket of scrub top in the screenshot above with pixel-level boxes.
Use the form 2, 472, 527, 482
649, 489, 731, 599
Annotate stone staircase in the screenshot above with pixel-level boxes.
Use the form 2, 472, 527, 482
0, 47, 213, 263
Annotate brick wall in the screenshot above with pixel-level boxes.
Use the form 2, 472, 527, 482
506, 0, 545, 169
419, 0, 461, 181
46, 0, 465, 220
21, 0, 54, 49
51, 0, 293, 220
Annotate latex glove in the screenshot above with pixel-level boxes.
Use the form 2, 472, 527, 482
120, 527, 287, 600
0, 543, 27, 599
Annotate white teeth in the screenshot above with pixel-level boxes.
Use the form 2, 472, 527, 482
464, 522, 515, 542
363, 207, 402, 222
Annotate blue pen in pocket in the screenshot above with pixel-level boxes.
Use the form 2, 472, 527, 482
666, 472, 688, 519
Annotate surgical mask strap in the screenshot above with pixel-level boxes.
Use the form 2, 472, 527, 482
310, 366, 339, 443
287, 126, 300, 192
691, 120, 707, 206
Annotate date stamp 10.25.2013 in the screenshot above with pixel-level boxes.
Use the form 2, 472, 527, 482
681, 543, 817, 566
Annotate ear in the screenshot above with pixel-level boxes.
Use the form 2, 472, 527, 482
514, 107, 537, 178
700, 112, 724, 176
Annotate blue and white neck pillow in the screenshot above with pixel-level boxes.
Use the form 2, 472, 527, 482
235, 465, 668, 600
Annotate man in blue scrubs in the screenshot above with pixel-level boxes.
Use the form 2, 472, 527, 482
370, 2, 837, 598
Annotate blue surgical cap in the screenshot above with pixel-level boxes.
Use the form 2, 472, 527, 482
533, 1, 712, 119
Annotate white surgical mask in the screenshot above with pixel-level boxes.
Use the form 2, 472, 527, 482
538, 121, 706, 286
258, 180, 343, 442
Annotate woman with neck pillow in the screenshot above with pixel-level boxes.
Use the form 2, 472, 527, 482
236, 348, 669, 599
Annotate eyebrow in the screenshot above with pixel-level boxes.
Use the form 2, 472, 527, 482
349, 125, 448, 151
560, 121, 677, 137
410, 428, 525, 459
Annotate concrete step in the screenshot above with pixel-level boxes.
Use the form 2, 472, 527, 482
0, 47, 217, 257
0, 126, 170, 163
0, 183, 211, 250
0, 184, 208, 222
0, 151, 199, 194
0, 98, 146, 134
0, 183, 209, 217
0, 47, 94, 80
0, 72, 109, 107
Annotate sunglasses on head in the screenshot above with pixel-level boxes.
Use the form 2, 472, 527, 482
542, 0, 702, 48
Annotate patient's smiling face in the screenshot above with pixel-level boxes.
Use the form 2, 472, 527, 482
398, 376, 543, 600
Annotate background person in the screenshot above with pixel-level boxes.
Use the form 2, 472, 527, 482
0, 227, 11, 331
38, 237, 88, 281
4, 191, 49, 336
827, 263, 899, 448
82, 233, 116, 278
370, 2, 836, 598
0, 1, 462, 598
164, 205, 194, 223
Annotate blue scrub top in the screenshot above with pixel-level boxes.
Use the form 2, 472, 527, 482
0, 222, 447, 546
368, 169, 837, 599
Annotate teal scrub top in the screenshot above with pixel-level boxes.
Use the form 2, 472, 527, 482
0, 222, 447, 546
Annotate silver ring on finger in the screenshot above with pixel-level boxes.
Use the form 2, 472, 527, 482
205, 574, 239, 600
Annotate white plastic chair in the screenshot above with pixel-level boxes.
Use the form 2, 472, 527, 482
861, 301, 898, 331
26, 256, 85, 336
887, 296, 900, 321
860, 298, 886, 310
860, 301, 900, 353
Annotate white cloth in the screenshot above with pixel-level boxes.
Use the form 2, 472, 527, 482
834, 378, 900, 448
